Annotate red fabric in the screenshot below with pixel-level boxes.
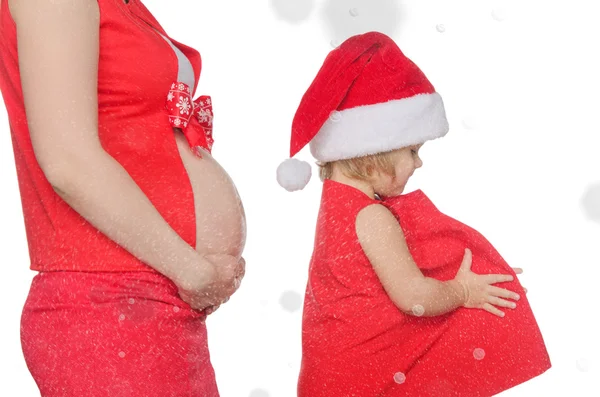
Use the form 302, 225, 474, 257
298, 179, 551, 397
0, 0, 206, 272
20, 270, 219, 396
290, 31, 435, 157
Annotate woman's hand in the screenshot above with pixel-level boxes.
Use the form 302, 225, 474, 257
204, 256, 245, 315
175, 254, 245, 312
204, 281, 239, 315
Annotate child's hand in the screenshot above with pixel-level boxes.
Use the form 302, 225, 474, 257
453, 248, 521, 317
511, 267, 528, 294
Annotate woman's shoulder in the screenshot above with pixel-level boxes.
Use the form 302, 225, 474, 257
7, 0, 100, 28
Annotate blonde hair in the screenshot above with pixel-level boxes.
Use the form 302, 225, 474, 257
317, 150, 398, 182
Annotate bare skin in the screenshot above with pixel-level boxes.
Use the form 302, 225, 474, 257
8, 0, 246, 314
173, 128, 246, 260
337, 145, 527, 318
172, 129, 247, 314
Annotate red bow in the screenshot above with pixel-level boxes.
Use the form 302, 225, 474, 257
165, 81, 214, 158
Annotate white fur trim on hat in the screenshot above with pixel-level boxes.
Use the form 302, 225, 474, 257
277, 158, 312, 192
309, 92, 449, 162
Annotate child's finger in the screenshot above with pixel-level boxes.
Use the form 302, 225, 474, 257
523, 287, 528, 294
484, 274, 514, 284
483, 302, 505, 318
511, 267, 523, 275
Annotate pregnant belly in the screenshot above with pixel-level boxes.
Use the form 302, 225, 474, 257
174, 129, 246, 259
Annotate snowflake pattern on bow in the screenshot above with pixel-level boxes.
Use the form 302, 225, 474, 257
176, 96, 193, 117
165, 82, 214, 157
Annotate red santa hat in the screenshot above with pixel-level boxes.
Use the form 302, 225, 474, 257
276, 31, 450, 192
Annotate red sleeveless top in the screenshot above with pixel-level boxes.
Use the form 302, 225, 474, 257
298, 179, 551, 397
0, 0, 205, 272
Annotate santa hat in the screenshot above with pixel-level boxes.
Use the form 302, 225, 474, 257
276, 31, 449, 192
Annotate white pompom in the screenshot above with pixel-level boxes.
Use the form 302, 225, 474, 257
276, 158, 312, 192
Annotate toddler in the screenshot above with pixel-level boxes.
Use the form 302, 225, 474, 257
276, 31, 551, 397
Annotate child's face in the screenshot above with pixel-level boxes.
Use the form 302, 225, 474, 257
371, 144, 424, 197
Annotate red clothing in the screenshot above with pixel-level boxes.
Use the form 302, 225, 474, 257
20, 270, 219, 396
298, 179, 551, 397
0, 0, 206, 272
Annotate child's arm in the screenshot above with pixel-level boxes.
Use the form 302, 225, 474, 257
356, 203, 466, 317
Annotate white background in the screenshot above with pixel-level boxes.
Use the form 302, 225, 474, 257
1, 0, 599, 396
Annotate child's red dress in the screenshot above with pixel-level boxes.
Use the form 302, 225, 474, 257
298, 179, 551, 397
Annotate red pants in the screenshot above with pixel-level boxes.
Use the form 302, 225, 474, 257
20, 271, 220, 396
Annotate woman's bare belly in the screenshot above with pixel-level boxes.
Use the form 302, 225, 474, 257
173, 128, 246, 259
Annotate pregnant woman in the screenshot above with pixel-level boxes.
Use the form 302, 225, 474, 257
0, 0, 245, 395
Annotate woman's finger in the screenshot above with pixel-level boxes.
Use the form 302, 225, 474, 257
205, 304, 220, 315
523, 287, 528, 294
233, 276, 241, 289
511, 267, 523, 275
235, 258, 246, 279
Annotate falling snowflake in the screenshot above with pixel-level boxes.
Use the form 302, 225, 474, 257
329, 110, 342, 122
249, 388, 270, 397
393, 372, 406, 384
473, 348, 485, 360
461, 117, 478, 130
279, 290, 303, 312
581, 183, 600, 223
576, 357, 590, 372
322, 0, 400, 44
411, 304, 425, 316
270, 0, 315, 24
436, 24, 446, 33
491, 8, 507, 22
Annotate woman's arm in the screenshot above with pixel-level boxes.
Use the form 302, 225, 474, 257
356, 203, 466, 317
9, 0, 210, 285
